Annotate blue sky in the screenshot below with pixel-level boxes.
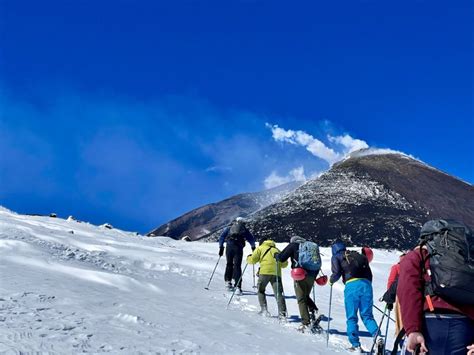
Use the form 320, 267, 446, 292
1, 0, 472, 233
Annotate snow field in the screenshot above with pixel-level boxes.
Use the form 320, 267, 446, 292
0, 207, 399, 354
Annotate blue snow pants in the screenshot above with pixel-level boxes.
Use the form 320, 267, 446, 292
344, 279, 379, 347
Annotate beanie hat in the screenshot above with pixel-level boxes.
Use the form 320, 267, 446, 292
290, 235, 306, 244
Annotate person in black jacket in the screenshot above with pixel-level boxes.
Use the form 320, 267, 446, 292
329, 241, 378, 352
218, 217, 256, 294
276, 235, 318, 331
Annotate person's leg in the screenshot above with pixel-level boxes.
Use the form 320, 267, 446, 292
304, 275, 317, 315
295, 280, 311, 325
233, 248, 244, 288
422, 316, 449, 355
445, 317, 474, 355
257, 274, 271, 311
224, 245, 235, 284
269, 275, 287, 316
423, 316, 474, 355
344, 281, 361, 347
358, 280, 379, 336
307, 292, 318, 313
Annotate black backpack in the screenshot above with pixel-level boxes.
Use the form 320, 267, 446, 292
227, 221, 247, 246
342, 250, 370, 280
382, 276, 398, 305
419, 219, 474, 306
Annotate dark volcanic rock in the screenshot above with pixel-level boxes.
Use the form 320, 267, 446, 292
147, 181, 302, 240
242, 153, 473, 250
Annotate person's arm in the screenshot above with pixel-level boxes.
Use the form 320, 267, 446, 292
387, 264, 398, 290
329, 255, 342, 284
279, 258, 289, 268
397, 250, 425, 336
275, 243, 295, 263
218, 227, 230, 248
246, 247, 261, 264
244, 229, 256, 249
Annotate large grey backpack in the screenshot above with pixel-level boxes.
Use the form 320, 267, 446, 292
419, 219, 474, 306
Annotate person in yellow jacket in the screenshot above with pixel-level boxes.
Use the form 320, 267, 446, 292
247, 239, 288, 318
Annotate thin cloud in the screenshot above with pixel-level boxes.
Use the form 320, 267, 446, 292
205, 166, 233, 173
328, 134, 369, 155
266, 123, 340, 164
264, 166, 307, 189
266, 123, 369, 165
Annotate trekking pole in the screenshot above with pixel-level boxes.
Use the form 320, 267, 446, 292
204, 256, 221, 290
370, 305, 387, 354
275, 260, 280, 315
383, 307, 391, 354
326, 284, 333, 347
227, 263, 249, 307
252, 264, 257, 288
374, 304, 395, 323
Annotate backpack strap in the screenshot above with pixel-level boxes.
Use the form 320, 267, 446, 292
418, 242, 435, 311
260, 246, 276, 263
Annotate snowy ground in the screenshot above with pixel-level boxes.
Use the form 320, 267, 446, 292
0, 207, 399, 354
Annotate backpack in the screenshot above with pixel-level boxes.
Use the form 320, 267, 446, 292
226, 221, 248, 248
298, 241, 321, 271
343, 250, 370, 280
419, 219, 474, 306
382, 276, 398, 305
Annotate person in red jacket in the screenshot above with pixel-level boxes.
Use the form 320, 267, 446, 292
386, 253, 405, 335
397, 246, 474, 354
387, 253, 405, 289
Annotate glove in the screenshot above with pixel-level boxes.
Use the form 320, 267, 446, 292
247, 254, 253, 258
251, 246, 256, 251
274, 252, 280, 260
329, 281, 334, 286
219, 246, 224, 256
387, 303, 394, 311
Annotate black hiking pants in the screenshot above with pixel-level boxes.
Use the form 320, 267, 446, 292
225, 243, 244, 287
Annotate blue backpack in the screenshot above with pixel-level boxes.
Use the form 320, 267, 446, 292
298, 241, 321, 271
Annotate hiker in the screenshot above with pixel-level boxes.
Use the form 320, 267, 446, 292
246, 238, 288, 318
385, 253, 405, 335
397, 219, 474, 355
219, 217, 256, 294
275, 236, 321, 332
329, 241, 379, 352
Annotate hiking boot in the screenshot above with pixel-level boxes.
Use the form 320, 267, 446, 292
310, 310, 317, 322
278, 312, 287, 322
258, 308, 271, 317
297, 324, 309, 333
225, 281, 233, 291
347, 345, 364, 353
236, 287, 243, 295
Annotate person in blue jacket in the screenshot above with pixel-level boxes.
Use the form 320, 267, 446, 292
329, 241, 378, 352
219, 217, 256, 294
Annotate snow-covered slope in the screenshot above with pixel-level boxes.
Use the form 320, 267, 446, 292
0, 207, 398, 354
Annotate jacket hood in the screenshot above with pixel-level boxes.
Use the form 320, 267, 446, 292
332, 241, 346, 256
261, 240, 276, 247
290, 236, 306, 244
